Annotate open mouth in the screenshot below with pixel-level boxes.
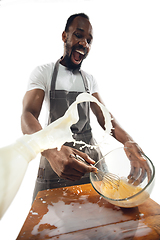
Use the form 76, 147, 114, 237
71, 49, 85, 65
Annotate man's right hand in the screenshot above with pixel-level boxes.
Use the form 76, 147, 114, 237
41, 145, 97, 181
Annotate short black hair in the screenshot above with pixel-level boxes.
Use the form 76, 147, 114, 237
64, 13, 89, 32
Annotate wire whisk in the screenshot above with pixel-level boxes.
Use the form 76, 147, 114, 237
71, 154, 120, 190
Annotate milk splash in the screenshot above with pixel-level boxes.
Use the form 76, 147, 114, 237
32, 92, 112, 152
0, 93, 112, 218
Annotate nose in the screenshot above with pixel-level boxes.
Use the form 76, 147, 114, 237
79, 38, 89, 49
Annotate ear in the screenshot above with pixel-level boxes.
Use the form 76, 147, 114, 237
62, 31, 67, 43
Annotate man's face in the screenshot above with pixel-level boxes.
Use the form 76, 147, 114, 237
62, 16, 93, 70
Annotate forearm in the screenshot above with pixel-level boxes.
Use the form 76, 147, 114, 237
91, 94, 133, 144
21, 111, 42, 135
111, 116, 133, 145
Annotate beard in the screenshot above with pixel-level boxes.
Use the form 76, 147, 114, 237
64, 43, 85, 71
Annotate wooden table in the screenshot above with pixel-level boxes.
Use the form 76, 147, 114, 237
17, 183, 160, 239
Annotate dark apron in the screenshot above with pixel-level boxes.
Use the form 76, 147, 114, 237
32, 60, 102, 201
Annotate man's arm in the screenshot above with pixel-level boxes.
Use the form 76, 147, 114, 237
91, 92, 136, 144
21, 89, 96, 181
91, 92, 151, 184
21, 89, 44, 134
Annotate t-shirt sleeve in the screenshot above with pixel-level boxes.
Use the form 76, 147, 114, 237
27, 65, 47, 92
91, 75, 99, 94
83, 70, 99, 94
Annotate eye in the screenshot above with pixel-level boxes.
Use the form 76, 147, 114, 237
74, 32, 82, 39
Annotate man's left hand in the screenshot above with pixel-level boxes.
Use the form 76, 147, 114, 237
124, 141, 152, 185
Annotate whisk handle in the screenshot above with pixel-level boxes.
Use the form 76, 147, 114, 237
70, 154, 94, 167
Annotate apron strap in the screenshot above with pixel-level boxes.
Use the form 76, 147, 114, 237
50, 59, 60, 99
80, 69, 90, 94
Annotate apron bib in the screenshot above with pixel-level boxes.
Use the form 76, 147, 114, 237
32, 60, 102, 201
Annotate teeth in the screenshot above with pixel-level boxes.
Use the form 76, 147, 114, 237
76, 50, 85, 55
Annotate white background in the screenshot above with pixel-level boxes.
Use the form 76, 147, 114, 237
0, 0, 160, 239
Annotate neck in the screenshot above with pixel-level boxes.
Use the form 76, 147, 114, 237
60, 55, 82, 71
59, 56, 66, 67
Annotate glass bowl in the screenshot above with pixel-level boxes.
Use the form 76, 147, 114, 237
90, 147, 155, 208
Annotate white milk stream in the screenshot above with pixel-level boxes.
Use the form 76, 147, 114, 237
0, 92, 112, 219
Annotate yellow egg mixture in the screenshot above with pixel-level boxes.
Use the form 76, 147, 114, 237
101, 178, 142, 200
